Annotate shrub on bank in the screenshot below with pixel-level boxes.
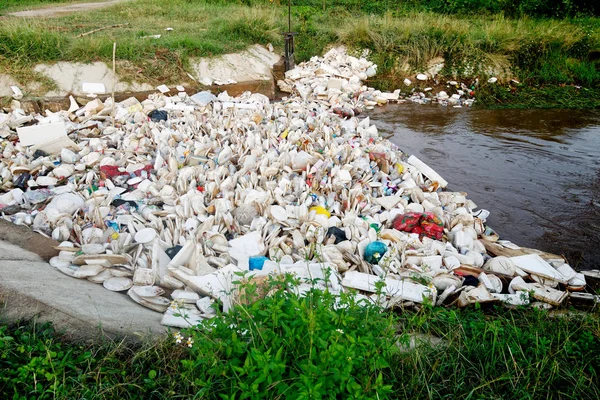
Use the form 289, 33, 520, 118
204, 0, 600, 18
179, 274, 397, 398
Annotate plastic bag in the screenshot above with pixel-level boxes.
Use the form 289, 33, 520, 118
392, 211, 443, 240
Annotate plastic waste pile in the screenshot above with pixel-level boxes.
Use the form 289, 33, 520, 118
277, 49, 477, 109
402, 76, 479, 108
0, 47, 596, 329
404, 84, 476, 107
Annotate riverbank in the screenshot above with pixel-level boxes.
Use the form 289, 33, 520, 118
1, 301, 599, 399
1, 0, 599, 108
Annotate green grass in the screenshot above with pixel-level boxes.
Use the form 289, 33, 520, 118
1, 0, 600, 107
476, 83, 600, 108
1, 275, 600, 399
0, 0, 287, 86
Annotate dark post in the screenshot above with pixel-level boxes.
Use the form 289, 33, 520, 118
283, 0, 297, 71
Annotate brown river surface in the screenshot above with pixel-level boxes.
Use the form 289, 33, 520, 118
369, 104, 600, 270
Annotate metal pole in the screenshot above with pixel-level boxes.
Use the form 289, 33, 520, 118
112, 42, 116, 128
282, 0, 296, 71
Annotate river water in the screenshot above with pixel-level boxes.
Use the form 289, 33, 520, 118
369, 104, 600, 270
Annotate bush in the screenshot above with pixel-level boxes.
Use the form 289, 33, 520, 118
179, 274, 398, 399
210, 0, 600, 17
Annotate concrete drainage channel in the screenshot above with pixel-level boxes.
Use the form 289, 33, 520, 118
0, 221, 166, 341
14, 77, 282, 115
0, 44, 285, 107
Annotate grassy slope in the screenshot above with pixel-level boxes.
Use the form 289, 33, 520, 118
1, 300, 599, 399
0, 0, 282, 89
1, 0, 599, 107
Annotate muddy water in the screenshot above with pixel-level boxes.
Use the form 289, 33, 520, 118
370, 105, 600, 269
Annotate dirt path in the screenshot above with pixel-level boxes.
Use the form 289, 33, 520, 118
8, 0, 130, 18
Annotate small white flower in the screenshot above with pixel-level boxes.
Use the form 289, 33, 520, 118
186, 337, 194, 348
336, 329, 344, 334
173, 332, 183, 344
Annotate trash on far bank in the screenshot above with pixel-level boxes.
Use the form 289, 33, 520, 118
156, 84, 170, 94
11, 86, 23, 100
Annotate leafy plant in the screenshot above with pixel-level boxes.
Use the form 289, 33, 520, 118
180, 274, 397, 398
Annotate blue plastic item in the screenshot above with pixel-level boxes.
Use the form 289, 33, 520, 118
363, 241, 388, 264
249, 256, 269, 271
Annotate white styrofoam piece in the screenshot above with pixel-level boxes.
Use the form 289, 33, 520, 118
227, 231, 265, 270
492, 291, 530, 306
510, 254, 567, 283
172, 264, 242, 302
171, 289, 200, 303
443, 255, 460, 270
407, 155, 448, 188
341, 271, 433, 303
384, 278, 433, 303
156, 84, 170, 93
161, 307, 203, 328
421, 255, 443, 270
16, 122, 67, 147
510, 276, 567, 306
82, 82, 106, 94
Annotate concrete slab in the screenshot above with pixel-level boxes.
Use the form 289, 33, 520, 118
191, 44, 281, 85
0, 219, 59, 261
0, 74, 21, 97
0, 240, 42, 262
0, 241, 166, 341
33, 61, 154, 97
2, 45, 283, 100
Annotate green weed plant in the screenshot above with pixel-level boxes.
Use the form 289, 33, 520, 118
180, 273, 396, 398
1, 273, 599, 399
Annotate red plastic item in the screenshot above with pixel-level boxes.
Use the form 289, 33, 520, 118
100, 164, 152, 179
391, 211, 443, 240
99, 165, 127, 178
391, 212, 422, 232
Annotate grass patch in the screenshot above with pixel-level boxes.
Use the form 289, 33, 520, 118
1, 275, 600, 399
476, 83, 600, 108
1, 0, 599, 107
0, 0, 285, 86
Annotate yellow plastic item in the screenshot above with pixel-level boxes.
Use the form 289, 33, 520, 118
310, 206, 331, 218
280, 129, 289, 139
395, 163, 404, 174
